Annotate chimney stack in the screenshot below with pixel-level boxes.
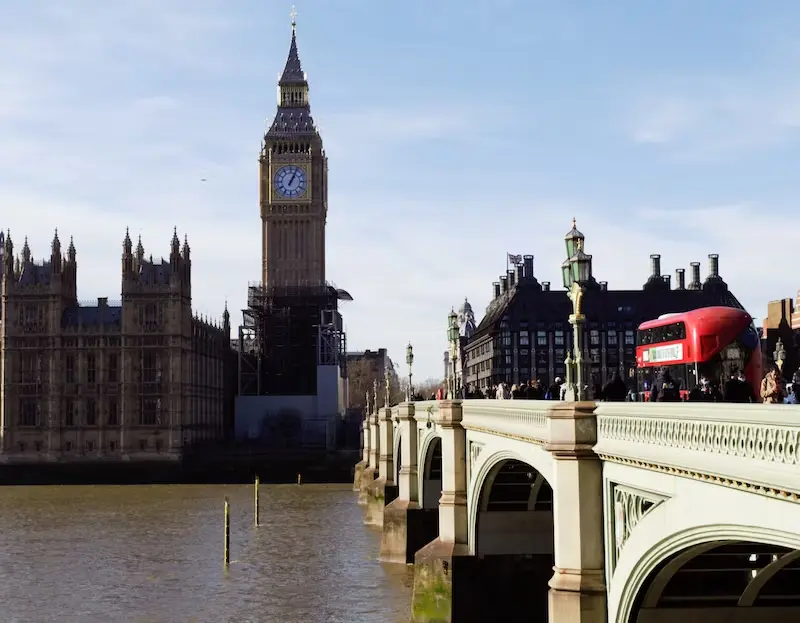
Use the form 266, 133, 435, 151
541, 281, 550, 292
689, 262, 701, 289
515, 264, 524, 285
650, 254, 661, 278
675, 268, 685, 290
493, 281, 501, 299
599, 281, 608, 291
708, 253, 719, 279
662, 275, 671, 289
523, 255, 534, 280
500, 276, 508, 294
507, 270, 516, 288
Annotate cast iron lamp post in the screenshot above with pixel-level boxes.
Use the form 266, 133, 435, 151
406, 343, 414, 401
561, 230, 592, 401
448, 309, 459, 399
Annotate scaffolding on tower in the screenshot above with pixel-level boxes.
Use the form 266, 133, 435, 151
236, 281, 350, 396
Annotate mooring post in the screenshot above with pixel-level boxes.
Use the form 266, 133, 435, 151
224, 496, 231, 568
254, 475, 260, 527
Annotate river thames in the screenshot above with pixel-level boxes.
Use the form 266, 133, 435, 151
0, 484, 413, 622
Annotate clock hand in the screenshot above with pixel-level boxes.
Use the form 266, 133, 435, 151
288, 172, 297, 186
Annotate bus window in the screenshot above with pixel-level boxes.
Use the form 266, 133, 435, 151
637, 322, 687, 346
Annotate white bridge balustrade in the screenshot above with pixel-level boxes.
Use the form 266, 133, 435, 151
353, 400, 800, 623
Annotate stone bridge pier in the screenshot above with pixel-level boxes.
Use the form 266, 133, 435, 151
380, 402, 439, 563
364, 406, 399, 526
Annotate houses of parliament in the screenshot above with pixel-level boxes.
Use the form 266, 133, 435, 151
0, 228, 233, 463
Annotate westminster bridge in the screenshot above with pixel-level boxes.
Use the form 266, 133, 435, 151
354, 399, 800, 622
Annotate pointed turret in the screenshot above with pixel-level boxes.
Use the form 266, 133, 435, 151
3, 230, 13, 274
171, 226, 180, 254
123, 227, 132, 254
279, 9, 307, 87
67, 236, 76, 263
52, 228, 62, 274
21, 236, 30, 264
181, 234, 190, 260
267, 8, 317, 137
136, 235, 144, 262
223, 301, 230, 330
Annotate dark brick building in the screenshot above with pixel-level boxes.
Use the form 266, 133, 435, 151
464, 222, 745, 391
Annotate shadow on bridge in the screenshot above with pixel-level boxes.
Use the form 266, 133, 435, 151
470, 458, 555, 620
630, 541, 800, 623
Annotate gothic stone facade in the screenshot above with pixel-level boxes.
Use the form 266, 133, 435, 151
0, 229, 231, 463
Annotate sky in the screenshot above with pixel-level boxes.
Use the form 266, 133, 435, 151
1, 1, 800, 382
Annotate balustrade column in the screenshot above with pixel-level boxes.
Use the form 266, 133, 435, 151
369, 410, 380, 471
397, 402, 418, 503
410, 400, 470, 621
545, 401, 606, 623
436, 400, 467, 544
362, 416, 370, 464
378, 407, 395, 485
353, 414, 371, 493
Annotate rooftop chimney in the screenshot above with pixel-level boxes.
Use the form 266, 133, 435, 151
500, 276, 508, 294
493, 281, 501, 299
650, 254, 661, 279
507, 270, 516, 288
662, 275, 671, 289
515, 264, 524, 285
688, 262, 701, 290
675, 268, 685, 290
541, 281, 550, 292
599, 281, 608, 291
707, 253, 719, 279
98, 297, 108, 307
523, 255, 534, 280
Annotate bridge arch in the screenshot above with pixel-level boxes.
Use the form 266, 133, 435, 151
613, 490, 800, 623
468, 446, 554, 555
466, 447, 556, 620
418, 432, 442, 510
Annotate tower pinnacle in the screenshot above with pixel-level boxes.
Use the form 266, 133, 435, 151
291, 5, 297, 30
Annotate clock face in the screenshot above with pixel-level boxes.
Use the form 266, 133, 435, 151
273, 165, 307, 199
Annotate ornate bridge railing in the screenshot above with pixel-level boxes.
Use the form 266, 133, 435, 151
594, 402, 800, 501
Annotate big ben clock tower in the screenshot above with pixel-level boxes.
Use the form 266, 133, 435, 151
260, 10, 327, 288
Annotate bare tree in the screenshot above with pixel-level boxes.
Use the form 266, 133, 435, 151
346, 358, 374, 409
414, 378, 444, 400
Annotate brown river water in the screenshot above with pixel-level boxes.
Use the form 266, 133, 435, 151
0, 484, 413, 623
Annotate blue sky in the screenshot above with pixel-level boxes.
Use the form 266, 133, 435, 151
1, 1, 799, 382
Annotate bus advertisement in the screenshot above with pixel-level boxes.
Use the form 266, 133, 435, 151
636, 306, 762, 401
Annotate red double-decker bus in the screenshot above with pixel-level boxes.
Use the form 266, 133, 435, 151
636, 306, 762, 401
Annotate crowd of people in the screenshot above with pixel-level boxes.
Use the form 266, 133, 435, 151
421, 366, 800, 404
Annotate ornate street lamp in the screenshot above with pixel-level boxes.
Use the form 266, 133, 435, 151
406, 342, 414, 401
774, 338, 786, 373
447, 309, 459, 399
562, 219, 592, 401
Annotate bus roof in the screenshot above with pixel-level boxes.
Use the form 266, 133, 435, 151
638, 306, 751, 331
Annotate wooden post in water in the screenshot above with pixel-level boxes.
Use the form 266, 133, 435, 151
223, 497, 230, 568
254, 475, 260, 527
297, 473, 302, 485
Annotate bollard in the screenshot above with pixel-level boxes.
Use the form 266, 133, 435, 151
297, 473, 302, 485
223, 496, 230, 568
254, 475, 260, 527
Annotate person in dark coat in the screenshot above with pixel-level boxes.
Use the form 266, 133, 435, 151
649, 367, 681, 402
601, 372, 628, 402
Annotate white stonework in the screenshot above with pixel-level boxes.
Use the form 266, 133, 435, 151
383, 399, 800, 622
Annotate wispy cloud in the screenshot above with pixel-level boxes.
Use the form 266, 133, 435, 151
629, 72, 800, 158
